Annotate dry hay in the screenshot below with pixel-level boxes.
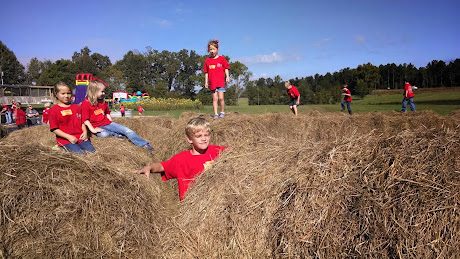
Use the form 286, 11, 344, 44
0, 125, 6, 139
1, 111, 459, 258
163, 111, 460, 258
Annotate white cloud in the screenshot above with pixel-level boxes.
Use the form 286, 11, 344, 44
158, 19, 172, 27
237, 52, 301, 64
313, 38, 331, 47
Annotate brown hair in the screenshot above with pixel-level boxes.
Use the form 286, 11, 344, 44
185, 116, 211, 138
54, 81, 71, 99
86, 80, 105, 106
207, 40, 219, 52
284, 81, 291, 87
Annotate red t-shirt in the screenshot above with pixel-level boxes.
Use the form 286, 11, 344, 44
15, 109, 26, 125
343, 88, 352, 102
120, 106, 125, 113
2, 105, 11, 112
81, 99, 112, 128
405, 83, 414, 98
48, 104, 84, 146
138, 106, 143, 113
203, 56, 230, 90
42, 108, 50, 123
161, 145, 227, 200
287, 86, 300, 98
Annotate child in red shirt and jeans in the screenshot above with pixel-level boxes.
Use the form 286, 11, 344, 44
81, 80, 154, 152
136, 116, 226, 201
15, 103, 27, 129
203, 40, 230, 120
48, 82, 95, 153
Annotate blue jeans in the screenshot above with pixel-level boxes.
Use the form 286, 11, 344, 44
341, 100, 352, 114
97, 122, 148, 147
4, 111, 12, 124
401, 97, 416, 112
63, 141, 95, 154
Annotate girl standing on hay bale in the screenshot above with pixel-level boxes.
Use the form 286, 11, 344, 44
81, 80, 154, 152
136, 116, 226, 200
48, 82, 95, 153
203, 39, 230, 120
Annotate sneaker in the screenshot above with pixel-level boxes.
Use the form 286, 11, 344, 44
144, 143, 154, 152
116, 134, 125, 140
213, 114, 219, 120
219, 112, 225, 118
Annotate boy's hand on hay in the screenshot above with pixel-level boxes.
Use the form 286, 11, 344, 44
136, 165, 152, 178
135, 163, 164, 179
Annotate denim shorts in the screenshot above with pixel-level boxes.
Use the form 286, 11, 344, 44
289, 97, 299, 106
210, 87, 226, 93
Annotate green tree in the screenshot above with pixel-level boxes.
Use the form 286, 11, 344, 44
0, 40, 25, 84
25, 57, 43, 85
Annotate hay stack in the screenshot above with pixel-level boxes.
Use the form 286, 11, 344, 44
0, 124, 6, 139
163, 111, 460, 258
1, 112, 459, 258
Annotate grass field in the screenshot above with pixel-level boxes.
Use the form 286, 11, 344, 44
138, 88, 460, 117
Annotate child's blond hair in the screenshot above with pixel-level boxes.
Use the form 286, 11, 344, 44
185, 116, 210, 138
44, 102, 51, 108
86, 80, 105, 105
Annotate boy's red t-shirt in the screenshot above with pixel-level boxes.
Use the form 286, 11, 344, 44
15, 109, 26, 125
405, 83, 414, 98
161, 145, 227, 200
42, 108, 50, 123
343, 88, 352, 102
287, 86, 300, 98
138, 106, 143, 113
48, 104, 84, 146
203, 56, 230, 90
120, 106, 125, 113
81, 99, 112, 128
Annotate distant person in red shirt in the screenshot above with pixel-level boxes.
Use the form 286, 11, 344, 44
42, 102, 51, 124
203, 40, 230, 120
81, 80, 154, 152
48, 82, 95, 153
0, 103, 12, 124
401, 80, 416, 112
341, 84, 352, 115
15, 102, 26, 129
285, 81, 301, 116
120, 104, 125, 117
138, 105, 144, 116
136, 116, 227, 201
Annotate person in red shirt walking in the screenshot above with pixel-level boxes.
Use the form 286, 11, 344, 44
15, 103, 27, 129
401, 80, 416, 112
136, 116, 227, 201
138, 105, 144, 116
285, 81, 301, 116
81, 80, 154, 151
48, 82, 95, 153
341, 84, 352, 115
120, 104, 125, 117
203, 40, 230, 120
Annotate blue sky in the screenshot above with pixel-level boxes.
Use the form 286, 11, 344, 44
1, 0, 459, 81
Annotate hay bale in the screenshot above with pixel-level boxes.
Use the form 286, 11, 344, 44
162, 112, 460, 258
0, 124, 7, 139
1, 112, 459, 258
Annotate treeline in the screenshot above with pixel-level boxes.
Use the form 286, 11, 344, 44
247, 61, 460, 105
1, 40, 459, 106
